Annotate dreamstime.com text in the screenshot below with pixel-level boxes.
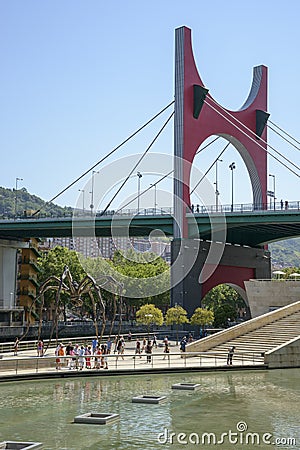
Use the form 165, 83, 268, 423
157, 422, 297, 446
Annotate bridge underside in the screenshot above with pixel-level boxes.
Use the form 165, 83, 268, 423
1, 212, 300, 246
171, 239, 271, 317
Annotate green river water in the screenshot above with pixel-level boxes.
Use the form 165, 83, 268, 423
0, 369, 299, 449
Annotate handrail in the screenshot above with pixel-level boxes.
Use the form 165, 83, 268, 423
0, 351, 264, 376
1, 200, 300, 221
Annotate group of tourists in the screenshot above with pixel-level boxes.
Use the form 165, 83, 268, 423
133, 335, 160, 361
55, 338, 112, 370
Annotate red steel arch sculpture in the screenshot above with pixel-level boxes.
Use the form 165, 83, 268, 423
172, 26, 271, 316
174, 26, 269, 238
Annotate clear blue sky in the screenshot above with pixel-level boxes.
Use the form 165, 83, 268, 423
0, 1, 300, 210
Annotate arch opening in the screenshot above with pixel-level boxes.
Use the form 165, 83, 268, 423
202, 283, 250, 329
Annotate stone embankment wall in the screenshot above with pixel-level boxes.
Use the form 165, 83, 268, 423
264, 336, 300, 368
245, 279, 300, 317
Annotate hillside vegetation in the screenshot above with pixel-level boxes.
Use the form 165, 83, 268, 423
0, 186, 72, 217
268, 238, 300, 268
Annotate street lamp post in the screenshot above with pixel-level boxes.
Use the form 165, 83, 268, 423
229, 162, 236, 212
269, 174, 276, 210
150, 183, 157, 214
90, 170, 98, 215
15, 177, 23, 217
78, 189, 85, 213
137, 172, 142, 213
214, 159, 222, 211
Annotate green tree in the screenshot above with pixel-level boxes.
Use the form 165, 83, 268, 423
38, 246, 86, 284
190, 307, 214, 337
37, 246, 87, 319
165, 305, 189, 344
202, 284, 246, 328
109, 249, 170, 309
280, 267, 300, 279
136, 303, 164, 339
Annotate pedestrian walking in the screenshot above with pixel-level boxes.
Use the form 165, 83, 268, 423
65, 341, 73, 368
180, 336, 187, 357
227, 346, 235, 365
55, 343, 64, 370
13, 337, 19, 356
92, 337, 98, 355
106, 337, 112, 354
94, 346, 102, 369
145, 340, 153, 363
116, 337, 125, 360
163, 341, 170, 360
85, 345, 92, 369
152, 335, 158, 348
72, 343, 80, 369
134, 339, 142, 358
37, 339, 44, 357
101, 343, 109, 369
78, 345, 85, 370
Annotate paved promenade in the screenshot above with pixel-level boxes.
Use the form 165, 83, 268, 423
0, 339, 266, 381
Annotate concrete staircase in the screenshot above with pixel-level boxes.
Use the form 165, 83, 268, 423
208, 311, 300, 357
187, 301, 300, 364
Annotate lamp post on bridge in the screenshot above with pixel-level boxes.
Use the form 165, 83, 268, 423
15, 177, 23, 218
214, 158, 222, 212
269, 174, 276, 210
150, 183, 157, 214
137, 172, 142, 214
229, 162, 236, 212
90, 170, 98, 215
78, 189, 85, 213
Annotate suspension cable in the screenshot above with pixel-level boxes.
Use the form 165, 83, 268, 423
267, 124, 300, 152
190, 141, 231, 195
117, 136, 221, 210
98, 111, 174, 215
204, 99, 300, 178
268, 119, 300, 146
207, 97, 300, 173
33, 101, 175, 215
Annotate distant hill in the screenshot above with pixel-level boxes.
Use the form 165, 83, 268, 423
268, 238, 300, 268
0, 186, 72, 217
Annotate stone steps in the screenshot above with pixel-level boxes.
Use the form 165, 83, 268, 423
207, 310, 300, 355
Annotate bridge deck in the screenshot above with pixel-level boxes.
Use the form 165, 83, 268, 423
0, 207, 300, 246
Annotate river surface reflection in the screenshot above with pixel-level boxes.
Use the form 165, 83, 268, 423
0, 369, 299, 449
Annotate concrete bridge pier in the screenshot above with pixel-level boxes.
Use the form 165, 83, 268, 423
171, 239, 271, 317
0, 239, 27, 313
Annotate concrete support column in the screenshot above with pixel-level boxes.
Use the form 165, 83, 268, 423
0, 239, 25, 309
171, 239, 271, 317
171, 238, 203, 316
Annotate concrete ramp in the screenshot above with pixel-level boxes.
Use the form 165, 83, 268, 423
187, 301, 300, 367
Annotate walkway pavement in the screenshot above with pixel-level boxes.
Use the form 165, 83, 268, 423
0, 339, 266, 381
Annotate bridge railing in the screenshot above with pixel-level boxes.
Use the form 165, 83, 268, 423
0, 207, 173, 221
1, 200, 300, 221
190, 200, 300, 214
